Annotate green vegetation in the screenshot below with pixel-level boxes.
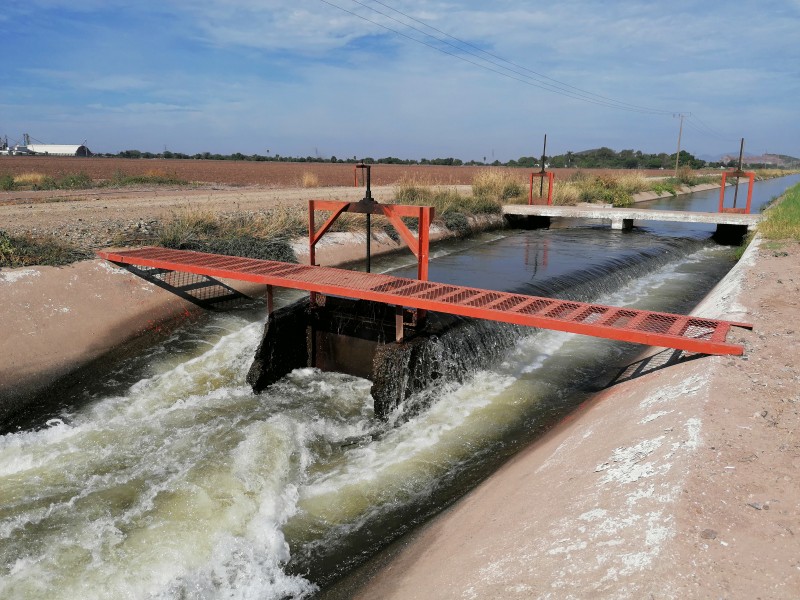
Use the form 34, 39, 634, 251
759, 182, 800, 241
0, 230, 91, 268
546, 147, 707, 170
105, 170, 188, 187
0, 170, 189, 191
650, 181, 678, 196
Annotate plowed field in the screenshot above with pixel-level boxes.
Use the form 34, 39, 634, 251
0, 156, 667, 186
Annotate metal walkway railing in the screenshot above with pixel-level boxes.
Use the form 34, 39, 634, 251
98, 247, 751, 356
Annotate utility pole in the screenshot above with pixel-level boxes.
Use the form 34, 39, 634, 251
674, 114, 686, 176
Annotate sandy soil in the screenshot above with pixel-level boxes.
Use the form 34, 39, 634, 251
1, 180, 797, 598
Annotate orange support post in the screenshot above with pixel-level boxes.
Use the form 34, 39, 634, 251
529, 171, 554, 205
719, 170, 755, 214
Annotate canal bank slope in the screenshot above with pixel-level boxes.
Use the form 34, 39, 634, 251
335, 235, 800, 599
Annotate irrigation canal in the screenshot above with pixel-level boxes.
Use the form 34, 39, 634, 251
1, 174, 798, 599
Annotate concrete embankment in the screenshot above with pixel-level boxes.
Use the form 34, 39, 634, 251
631, 181, 722, 204
323, 234, 800, 599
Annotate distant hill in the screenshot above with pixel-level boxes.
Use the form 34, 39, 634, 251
718, 153, 800, 168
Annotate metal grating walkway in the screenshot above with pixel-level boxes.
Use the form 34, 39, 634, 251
98, 247, 752, 356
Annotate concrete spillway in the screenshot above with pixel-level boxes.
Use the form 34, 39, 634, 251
502, 204, 761, 231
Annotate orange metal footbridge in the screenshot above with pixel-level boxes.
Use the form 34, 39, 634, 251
98, 246, 751, 356
98, 165, 751, 357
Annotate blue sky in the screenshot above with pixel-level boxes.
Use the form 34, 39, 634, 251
2, 1, 799, 161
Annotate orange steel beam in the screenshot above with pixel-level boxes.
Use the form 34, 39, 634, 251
529, 171, 554, 205
98, 247, 752, 356
719, 170, 755, 214
309, 199, 433, 281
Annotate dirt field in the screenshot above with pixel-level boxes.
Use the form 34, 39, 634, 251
0, 156, 669, 187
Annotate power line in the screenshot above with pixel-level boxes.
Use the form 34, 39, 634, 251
318, 0, 678, 115
320, 0, 739, 150
686, 113, 738, 143
364, 0, 674, 115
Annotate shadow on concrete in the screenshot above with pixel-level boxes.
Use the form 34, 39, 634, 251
123, 264, 252, 310
600, 347, 707, 389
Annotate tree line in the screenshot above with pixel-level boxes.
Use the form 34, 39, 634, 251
95, 147, 793, 169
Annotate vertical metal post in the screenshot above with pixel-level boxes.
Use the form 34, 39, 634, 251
540, 134, 547, 198
395, 305, 404, 343
745, 172, 754, 214
733, 138, 744, 209
361, 164, 374, 273
308, 200, 316, 267
366, 213, 371, 273
417, 206, 431, 281
308, 201, 316, 304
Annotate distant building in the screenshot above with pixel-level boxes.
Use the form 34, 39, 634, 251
25, 144, 92, 157
2, 134, 92, 157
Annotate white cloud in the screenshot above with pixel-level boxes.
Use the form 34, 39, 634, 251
21, 69, 152, 92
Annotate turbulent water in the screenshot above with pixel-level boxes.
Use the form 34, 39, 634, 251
5, 176, 797, 599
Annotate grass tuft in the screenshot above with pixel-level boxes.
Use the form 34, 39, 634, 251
156, 208, 302, 262
472, 170, 526, 202
301, 172, 320, 188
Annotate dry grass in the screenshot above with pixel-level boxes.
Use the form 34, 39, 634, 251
472, 170, 526, 202
614, 172, 650, 194
754, 168, 799, 180
13, 172, 49, 185
301, 171, 320, 188
552, 181, 582, 205
156, 203, 361, 251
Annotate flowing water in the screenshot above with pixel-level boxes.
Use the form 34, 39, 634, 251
1, 177, 797, 599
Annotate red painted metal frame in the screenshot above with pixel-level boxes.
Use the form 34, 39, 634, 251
309, 199, 434, 281
718, 170, 755, 214
529, 171, 555, 205
98, 247, 752, 356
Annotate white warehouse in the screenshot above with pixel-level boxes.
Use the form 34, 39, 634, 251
25, 144, 92, 157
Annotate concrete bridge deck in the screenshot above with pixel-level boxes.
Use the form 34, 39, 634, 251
502, 204, 762, 230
